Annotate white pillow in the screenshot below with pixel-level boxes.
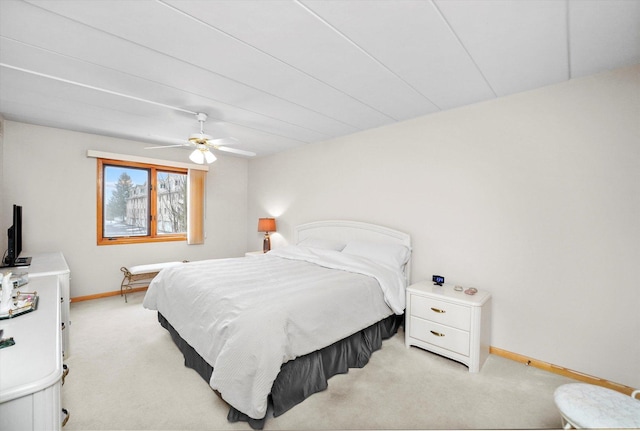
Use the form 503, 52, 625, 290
342, 240, 411, 269
297, 237, 346, 251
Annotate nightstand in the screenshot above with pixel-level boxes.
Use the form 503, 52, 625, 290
405, 281, 491, 372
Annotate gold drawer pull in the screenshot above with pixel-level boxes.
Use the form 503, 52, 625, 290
61, 408, 70, 427
62, 364, 69, 385
430, 330, 445, 337
430, 307, 446, 313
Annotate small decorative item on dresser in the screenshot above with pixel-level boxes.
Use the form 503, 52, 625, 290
405, 281, 491, 372
0, 330, 15, 349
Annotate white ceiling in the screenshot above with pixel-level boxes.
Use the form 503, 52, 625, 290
1, 0, 639, 158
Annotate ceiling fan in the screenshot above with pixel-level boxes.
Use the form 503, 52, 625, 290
145, 113, 256, 164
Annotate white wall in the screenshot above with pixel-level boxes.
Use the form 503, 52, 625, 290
248, 65, 640, 388
2, 122, 249, 298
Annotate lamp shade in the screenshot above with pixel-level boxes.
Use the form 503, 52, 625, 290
203, 149, 217, 163
189, 144, 217, 164
189, 148, 205, 164
258, 218, 276, 232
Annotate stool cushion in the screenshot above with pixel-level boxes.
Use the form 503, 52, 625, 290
554, 383, 640, 428
128, 261, 183, 275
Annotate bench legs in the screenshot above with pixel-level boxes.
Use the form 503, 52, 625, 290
560, 415, 575, 429
120, 267, 159, 303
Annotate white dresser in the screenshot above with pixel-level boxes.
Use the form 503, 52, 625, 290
405, 281, 491, 372
0, 253, 70, 430
25, 253, 71, 358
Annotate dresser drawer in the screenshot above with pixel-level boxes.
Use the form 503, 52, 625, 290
409, 316, 470, 356
410, 295, 471, 331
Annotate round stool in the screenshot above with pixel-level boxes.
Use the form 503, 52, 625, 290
554, 383, 640, 429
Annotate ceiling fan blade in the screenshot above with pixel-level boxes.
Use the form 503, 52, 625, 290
144, 144, 187, 149
216, 146, 256, 157
215, 137, 240, 146
201, 137, 239, 147
149, 134, 191, 146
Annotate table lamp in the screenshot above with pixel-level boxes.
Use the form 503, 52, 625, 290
258, 218, 276, 253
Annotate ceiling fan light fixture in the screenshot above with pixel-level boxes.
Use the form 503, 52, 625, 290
147, 112, 250, 162
204, 149, 217, 164
189, 144, 216, 164
189, 148, 205, 164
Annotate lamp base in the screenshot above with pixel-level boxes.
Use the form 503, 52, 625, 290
263, 233, 271, 253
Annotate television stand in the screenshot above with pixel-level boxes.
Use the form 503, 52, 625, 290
0, 256, 31, 268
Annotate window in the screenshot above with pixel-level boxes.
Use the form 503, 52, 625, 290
97, 159, 189, 245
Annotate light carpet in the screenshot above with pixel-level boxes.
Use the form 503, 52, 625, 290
62, 291, 574, 430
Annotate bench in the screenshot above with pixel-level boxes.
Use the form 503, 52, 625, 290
554, 383, 640, 429
120, 261, 185, 302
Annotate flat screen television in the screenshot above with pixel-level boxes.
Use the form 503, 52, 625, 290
2, 204, 31, 268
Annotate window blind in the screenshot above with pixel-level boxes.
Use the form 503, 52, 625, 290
187, 169, 206, 245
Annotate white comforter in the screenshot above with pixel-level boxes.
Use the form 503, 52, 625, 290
143, 246, 406, 419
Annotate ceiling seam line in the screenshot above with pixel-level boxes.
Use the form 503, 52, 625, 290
1, 35, 330, 137
0, 62, 314, 145
431, 0, 498, 98
0, 36, 331, 142
0, 63, 197, 115
156, 0, 398, 122
17, 1, 362, 132
295, 0, 442, 111
0, 60, 325, 144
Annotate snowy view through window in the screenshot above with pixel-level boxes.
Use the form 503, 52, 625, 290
103, 166, 186, 238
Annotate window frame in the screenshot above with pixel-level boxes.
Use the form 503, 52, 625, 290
97, 158, 188, 245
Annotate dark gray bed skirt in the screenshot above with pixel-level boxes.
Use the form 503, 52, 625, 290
158, 312, 403, 429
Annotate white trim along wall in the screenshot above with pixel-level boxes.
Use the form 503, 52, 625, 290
247, 65, 640, 390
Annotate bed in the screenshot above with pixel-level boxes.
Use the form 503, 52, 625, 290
143, 220, 411, 428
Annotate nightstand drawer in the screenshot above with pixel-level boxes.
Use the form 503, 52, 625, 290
409, 316, 470, 356
410, 295, 471, 331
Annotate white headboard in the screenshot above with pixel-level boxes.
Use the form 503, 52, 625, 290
295, 220, 412, 284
